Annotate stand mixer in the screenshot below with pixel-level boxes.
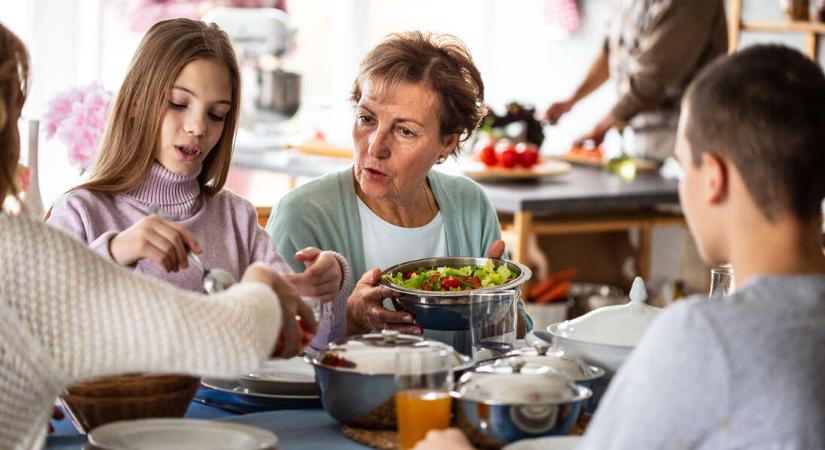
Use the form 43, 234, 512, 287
202, 7, 300, 125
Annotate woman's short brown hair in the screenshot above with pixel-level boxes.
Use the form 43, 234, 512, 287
0, 23, 28, 205
351, 31, 486, 155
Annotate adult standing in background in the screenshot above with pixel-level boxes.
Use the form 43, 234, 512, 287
545, 0, 727, 161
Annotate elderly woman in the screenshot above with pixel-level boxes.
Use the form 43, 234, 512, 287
267, 31, 532, 349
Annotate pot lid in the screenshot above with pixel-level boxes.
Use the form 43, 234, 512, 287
476, 347, 604, 381
548, 277, 660, 347
311, 330, 469, 375
455, 372, 591, 405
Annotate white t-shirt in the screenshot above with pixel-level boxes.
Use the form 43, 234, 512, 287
357, 197, 448, 271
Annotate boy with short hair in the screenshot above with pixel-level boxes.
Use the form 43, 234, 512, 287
414, 44, 825, 450
578, 43, 825, 449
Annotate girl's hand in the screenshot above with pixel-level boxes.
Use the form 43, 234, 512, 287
412, 428, 475, 450
242, 263, 318, 358
346, 268, 421, 335
284, 247, 343, 303
109, 214, 201, 272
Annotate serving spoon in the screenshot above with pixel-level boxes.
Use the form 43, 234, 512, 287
148, 204, 236, 294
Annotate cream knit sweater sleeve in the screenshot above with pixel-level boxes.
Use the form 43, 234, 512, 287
0, 214, 282, 449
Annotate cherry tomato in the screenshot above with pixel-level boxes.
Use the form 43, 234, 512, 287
516, 143, 540, 168
404, 270, 419, 280
442, 276, 462, 289
470, 276, 482, 289
480, 145, 497, 167
499, 149, 518, 168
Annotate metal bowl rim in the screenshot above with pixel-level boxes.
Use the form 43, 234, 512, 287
379, 257, 532, 298
305, 353, 473, 376
450, 383, 592, 406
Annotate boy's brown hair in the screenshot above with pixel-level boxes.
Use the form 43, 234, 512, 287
684, 44, 825, 222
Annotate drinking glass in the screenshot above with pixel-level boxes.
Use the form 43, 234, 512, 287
709, 265, 735, 297
394, 346, 453, 450
469, 289, 518, 361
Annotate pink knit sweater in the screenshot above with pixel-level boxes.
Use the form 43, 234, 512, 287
47, 163, 350, 350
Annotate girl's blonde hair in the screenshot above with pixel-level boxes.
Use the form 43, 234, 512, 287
0, 22, 28, 205
75, 18, 240, 196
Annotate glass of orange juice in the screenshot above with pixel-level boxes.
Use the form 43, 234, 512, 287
394, 346, 453, 450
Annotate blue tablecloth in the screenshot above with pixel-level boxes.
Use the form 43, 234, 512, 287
45, 388, 370, 450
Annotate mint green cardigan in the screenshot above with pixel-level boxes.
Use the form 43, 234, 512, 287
266, 167, 532, 338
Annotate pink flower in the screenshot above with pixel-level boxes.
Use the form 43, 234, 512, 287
44, 84, 113, 171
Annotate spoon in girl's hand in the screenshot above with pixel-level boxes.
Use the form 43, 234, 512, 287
148, 204, 236, 294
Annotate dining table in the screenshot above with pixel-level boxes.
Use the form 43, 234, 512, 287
45, 387, 371, 450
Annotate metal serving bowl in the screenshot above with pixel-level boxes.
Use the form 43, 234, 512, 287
453, 371, 591, 448
306, 331, 471, 429
380, 257, 532, 331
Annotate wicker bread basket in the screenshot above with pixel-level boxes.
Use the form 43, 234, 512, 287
60, 374, 199, 433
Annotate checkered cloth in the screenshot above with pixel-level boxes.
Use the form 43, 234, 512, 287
544, 0, 581, 33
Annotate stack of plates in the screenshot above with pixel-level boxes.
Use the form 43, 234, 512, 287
88, 418, 278, 449
201, 357, 320, 409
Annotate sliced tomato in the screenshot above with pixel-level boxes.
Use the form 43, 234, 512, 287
422, 274, 442, 291
442, 276, 462, 289
470, 276, 482, 289
403, 270, 419, 280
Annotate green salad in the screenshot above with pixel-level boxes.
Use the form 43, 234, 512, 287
384, 260, 515, 292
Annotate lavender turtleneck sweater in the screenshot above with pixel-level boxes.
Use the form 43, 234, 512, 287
47, 162, 350, 350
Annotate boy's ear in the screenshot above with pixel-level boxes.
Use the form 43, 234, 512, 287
701, 152, 728, 205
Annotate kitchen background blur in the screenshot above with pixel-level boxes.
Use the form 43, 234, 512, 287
4, 0, 824, 326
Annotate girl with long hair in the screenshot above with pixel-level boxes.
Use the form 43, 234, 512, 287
47, 19, 350, 349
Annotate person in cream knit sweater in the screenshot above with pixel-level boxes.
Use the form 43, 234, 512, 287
0, 22, 313, 449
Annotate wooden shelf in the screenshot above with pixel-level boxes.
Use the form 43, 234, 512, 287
740, 21, 825, 34
728, 0, 823, 60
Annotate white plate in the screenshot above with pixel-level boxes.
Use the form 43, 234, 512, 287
239, 357, 319, 395
88, 418, 277, 450
503, 436, 582, 450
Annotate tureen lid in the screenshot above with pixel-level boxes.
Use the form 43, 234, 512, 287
311, 330, 469, 374
476, 346, 604, 381
455, 371, 591, 405
549, 277, 660, 347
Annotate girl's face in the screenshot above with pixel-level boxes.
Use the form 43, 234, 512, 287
156, 59, 232, 176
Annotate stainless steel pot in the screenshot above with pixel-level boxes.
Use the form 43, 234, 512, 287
256, 68, 300, 118
306, 330, 471, 429
380, 257, 532, 331
453, 371, 591, 449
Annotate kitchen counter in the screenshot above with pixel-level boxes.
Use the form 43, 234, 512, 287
231, 141, 684, 278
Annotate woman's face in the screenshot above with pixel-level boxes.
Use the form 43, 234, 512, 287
156, 59, 232, 177
352, 78, 456, 203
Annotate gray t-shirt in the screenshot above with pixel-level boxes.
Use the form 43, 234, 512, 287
580, 275, 825, 449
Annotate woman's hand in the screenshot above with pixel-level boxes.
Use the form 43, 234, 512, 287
242, 263, 318, 358
412, 428, 475, 450
486, 239, 506, 259
346, 269, 421, 335
109, 214, 201, 272
283, 247, 343, 303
